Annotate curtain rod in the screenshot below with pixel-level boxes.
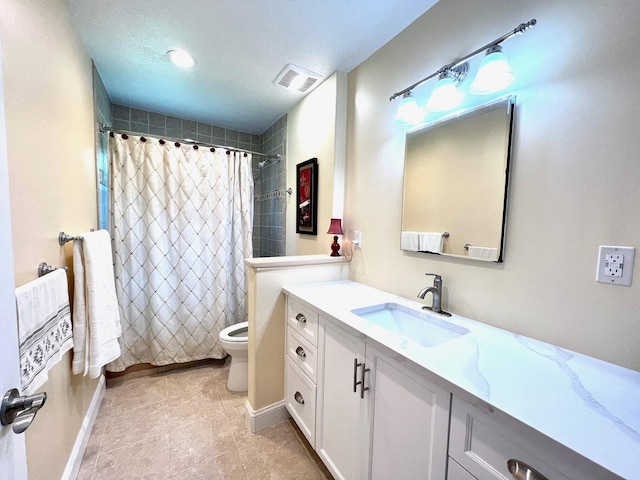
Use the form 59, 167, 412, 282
99, 123, 281, 160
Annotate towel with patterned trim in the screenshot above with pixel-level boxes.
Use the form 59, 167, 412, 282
16, 269, 73, 395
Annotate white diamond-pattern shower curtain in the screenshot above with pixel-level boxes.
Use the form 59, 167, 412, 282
107, 134, 253, 371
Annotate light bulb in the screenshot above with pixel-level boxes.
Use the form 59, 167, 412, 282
394, 93, 424, 125
166, 49, 197, 68
426, 76, 462, 112
470, 46, 515, 95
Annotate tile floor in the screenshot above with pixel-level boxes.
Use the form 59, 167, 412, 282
77, 360, 332, 479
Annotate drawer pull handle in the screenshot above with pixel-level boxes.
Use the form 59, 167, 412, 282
295, 313, 307, 324
294, 391, 305, 405
507, 459, 548, 480
295, 346, 306, 358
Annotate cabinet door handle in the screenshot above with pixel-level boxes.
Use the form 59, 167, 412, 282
359, 363, 370, 399
507, 459, 548, 480
353, 358, 360, 393
294, 391, 305, 405
295, 346, 306, 358
295, 313, 307, 324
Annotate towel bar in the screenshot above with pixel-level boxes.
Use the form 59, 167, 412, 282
37, 262, 68, 277
58, 231, 83, 245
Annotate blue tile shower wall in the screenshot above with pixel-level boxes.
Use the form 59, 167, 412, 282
253, 114, 287, 257
93, 64, 112, 231
111, 104, 262, 152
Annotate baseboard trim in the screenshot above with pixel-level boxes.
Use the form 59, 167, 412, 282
245, 399, 290, 433
62, 375, 106, 480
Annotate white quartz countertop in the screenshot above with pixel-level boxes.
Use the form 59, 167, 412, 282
282, 280, 640, 479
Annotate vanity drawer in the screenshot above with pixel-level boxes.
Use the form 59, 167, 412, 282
285, 356, 316, 447
287, 298, 319, 346
449, 396, 601, 480
286, 327, 318, 382
448, 458, 477, 480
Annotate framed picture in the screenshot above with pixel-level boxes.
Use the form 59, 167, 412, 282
296, 157, 319, 235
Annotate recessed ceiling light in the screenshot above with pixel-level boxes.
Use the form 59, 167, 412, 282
166, 49, 197, 68
274, 64, 322, 93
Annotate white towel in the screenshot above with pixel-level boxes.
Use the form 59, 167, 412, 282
72, 230, 122, 378
16, 269, 73, 394
401, 231, 419, 251
468, 246, 499, 261
417, 232, 444, 253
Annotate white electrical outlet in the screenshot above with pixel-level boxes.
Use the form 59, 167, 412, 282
353, 231, 362, 248
596, 246, 635, 286
605, 254, 624, 277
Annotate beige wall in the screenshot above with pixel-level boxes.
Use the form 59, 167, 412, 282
0, 0, 101, 477
286, 71, 348, 256
246, 257, 348, 412
346, 0, 640, 371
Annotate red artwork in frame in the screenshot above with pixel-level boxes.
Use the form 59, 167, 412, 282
296, 157, 318, 235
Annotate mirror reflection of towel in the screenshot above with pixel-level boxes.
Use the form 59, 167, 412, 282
418, 232, 444, 253
468, 246, 498, 261
401, 231, 419, 251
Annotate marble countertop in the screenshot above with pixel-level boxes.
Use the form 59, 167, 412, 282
282, 280, 640, 480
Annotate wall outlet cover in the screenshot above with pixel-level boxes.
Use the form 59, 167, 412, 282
596, 246, 635, 286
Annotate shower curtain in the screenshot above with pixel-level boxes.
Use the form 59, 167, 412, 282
106, 134, 253, 371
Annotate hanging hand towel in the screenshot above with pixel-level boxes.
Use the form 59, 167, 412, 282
467, 246, 499, 261
401, 231, 420, 251
72, 230, 122, 378
16, 269, 73, 395
418, 232, 444, 253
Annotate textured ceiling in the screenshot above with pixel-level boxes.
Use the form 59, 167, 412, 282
65, 0, 438, 134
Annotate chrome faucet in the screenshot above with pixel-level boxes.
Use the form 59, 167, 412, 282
417, 273, 451, 317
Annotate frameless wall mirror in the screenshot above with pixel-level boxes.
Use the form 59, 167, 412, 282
401, 96, 515, 262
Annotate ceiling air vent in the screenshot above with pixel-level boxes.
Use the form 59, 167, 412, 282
274, 64, 322, 93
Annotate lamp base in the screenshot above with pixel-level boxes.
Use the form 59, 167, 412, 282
330, 235, 341, 256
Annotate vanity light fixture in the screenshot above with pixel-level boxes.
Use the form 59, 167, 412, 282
166, 49, 197, 68
390, 19, 536, 121
394, 92, 425, 125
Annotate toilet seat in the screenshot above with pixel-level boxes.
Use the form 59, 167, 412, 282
220, 321, 248, 343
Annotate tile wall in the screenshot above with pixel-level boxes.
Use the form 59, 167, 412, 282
253, 114, 287, 257
93, 65, 112, 231
111, 104, 262, 152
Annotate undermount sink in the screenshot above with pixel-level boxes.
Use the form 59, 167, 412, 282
351, 302, 470, 347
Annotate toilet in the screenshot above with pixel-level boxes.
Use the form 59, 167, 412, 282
218, 321, 249, 392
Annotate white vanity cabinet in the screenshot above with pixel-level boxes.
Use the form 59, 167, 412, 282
313, 312, 450, 480
315, 317, 368, 479
284, 299, 320, 447
449, 396, 617, 480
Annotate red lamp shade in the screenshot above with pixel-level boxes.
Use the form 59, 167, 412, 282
327, 218, 344, 235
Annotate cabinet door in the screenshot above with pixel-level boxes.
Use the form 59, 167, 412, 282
365, 343, 450, 480
316, 318, 368, 480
